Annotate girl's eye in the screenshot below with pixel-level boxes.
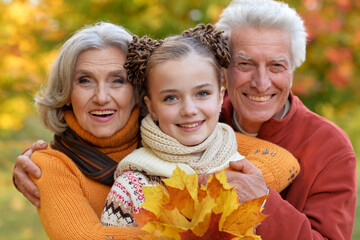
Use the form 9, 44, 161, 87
197, 91, 210, 97
163, 95, 177, 102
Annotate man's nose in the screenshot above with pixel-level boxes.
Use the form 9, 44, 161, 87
251, 67, 271, 92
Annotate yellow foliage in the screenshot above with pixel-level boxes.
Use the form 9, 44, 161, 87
134, 167, 268, 239
0, 97, 30, 130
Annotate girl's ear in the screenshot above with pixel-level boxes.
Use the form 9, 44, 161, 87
66, 99, 71, 106
218, 86, 225, 111
220, 68, 227, 86
144, 95, 158, 121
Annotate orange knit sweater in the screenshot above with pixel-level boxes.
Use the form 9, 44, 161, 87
233, 132, 299, 192
31, 108, 145, 240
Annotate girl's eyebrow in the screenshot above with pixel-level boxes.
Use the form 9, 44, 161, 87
159, 89, 178, 95
194, 83, 214, 90
158, 83, 215, 95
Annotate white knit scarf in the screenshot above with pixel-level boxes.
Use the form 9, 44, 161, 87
139, 114, 239, 174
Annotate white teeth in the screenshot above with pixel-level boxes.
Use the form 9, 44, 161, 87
248, 95, 271, 102
90, 110, 115, 116
179, 122, 201, 128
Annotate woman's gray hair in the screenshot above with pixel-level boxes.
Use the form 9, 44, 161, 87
215, 0, 307, 69
35, 22, 132, 134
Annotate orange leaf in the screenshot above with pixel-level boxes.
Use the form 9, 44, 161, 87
162, 166, 199, 201
164, 185, 195, 219
222, 195, 269, 236
179, 213, 238, 240
133, 209, 157, 228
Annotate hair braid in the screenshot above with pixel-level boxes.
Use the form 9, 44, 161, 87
182, 24, 230, 68
124, 35, 163, 87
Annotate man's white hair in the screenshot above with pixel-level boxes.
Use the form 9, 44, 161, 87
216, 0, 307, 69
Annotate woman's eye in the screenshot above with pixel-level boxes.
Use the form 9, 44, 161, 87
113, 77, 125, 84
78, 77, 91, 84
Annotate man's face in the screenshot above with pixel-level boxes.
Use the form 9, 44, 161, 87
226, 26, 294, 133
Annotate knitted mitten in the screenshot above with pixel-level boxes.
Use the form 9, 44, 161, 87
100, 171, 158, 227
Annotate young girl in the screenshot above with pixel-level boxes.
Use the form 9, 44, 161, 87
101, 24, 300, 227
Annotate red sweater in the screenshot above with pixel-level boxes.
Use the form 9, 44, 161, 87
221, 91, 357, 240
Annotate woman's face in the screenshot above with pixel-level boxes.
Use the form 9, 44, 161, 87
69, 46, 136, 138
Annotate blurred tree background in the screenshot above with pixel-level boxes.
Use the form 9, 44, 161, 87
0, 0, 358, 239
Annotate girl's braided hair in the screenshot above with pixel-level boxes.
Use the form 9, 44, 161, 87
124, 24, 230, 116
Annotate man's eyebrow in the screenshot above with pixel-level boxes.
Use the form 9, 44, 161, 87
234, 54, 252, 61
272, 57, 290, 65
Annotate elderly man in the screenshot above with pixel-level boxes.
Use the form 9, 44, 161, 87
216, 0, 357, 239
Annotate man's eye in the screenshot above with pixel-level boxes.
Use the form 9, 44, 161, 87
271, 64, 286, 72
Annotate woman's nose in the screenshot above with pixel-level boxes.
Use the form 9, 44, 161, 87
93, 84, 110, 105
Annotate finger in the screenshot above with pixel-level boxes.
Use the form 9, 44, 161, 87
229, 159, 262, 175
197, 173, 210, 186
15, 168, 40, 198
31, 140, 48, 151
16, 155, 41, 178
22, 190, 41, 208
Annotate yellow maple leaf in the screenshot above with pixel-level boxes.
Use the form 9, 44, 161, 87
135, 167, 267, 239
222, 195, 269, 237
162, 166, 199, 202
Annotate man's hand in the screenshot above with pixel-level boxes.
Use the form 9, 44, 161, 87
198, 159, 268, 204
13, 140, 48, 207
227, 159, 268, 204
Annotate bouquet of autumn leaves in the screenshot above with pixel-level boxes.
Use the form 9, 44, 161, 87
133, 167, 268, 240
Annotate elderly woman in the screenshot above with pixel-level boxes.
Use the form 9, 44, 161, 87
26, 22, 144, 239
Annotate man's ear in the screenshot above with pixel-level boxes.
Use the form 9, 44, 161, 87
144, 95, 158, 121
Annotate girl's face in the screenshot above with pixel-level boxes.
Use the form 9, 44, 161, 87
144, 54, 224, 146
69, 46, 136, 138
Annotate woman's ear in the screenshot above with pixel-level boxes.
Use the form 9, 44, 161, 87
66, 99, 71, 106
144, 95, 158, 121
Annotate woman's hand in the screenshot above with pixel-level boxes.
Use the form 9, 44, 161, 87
13, 140, 48, 207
